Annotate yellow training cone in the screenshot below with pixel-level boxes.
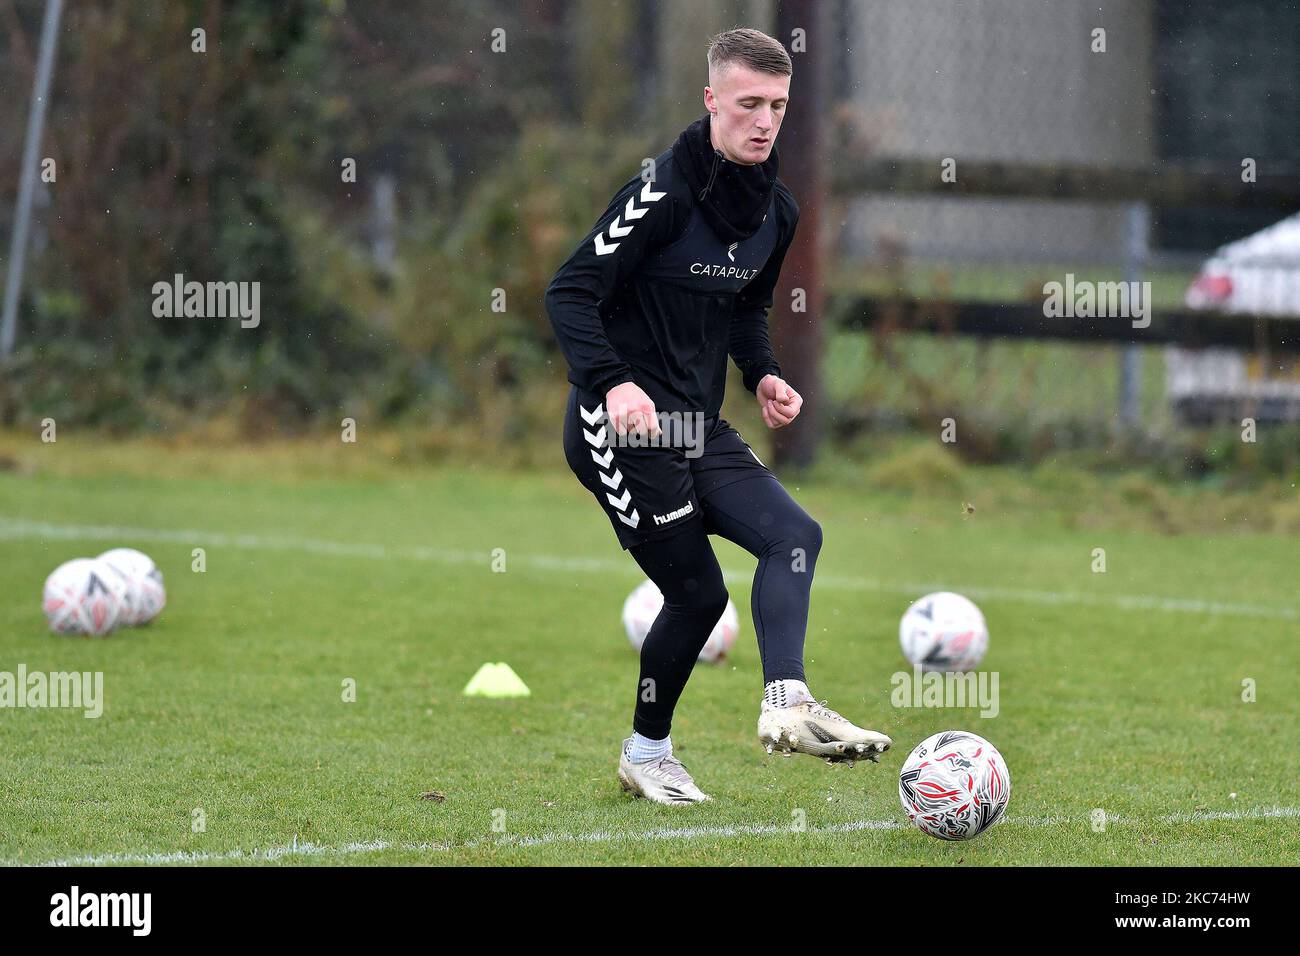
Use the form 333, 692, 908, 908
463, 662, 531, 698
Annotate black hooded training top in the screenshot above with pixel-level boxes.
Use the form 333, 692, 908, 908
545, 115, 798, 417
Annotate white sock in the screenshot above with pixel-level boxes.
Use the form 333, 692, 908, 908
625, 732, 672, 764
764, 678, 813, 708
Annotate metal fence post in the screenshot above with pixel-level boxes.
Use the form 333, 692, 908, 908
1119, 202, 1150, 429
1, 0, 65, 359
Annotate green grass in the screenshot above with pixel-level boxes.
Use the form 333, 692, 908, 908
829, 261, 1198, 311
821, 329, 1179, 435
0, 437, 1297, 866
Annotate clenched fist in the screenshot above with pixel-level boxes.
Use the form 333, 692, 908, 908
606, 381, 662, 438
756, 374, 801, 429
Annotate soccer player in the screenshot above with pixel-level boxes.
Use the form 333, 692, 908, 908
546, 28, 891, 804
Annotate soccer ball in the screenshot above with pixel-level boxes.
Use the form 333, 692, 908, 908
42, 558, 125, 636
899, 591, 988, 672
97, 548, 166, 625
898, 730, 1011, 841
621, 578, 739, 663
97, 553, 142, 625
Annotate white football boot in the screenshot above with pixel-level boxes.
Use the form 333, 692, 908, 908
758, 695, 891, 767
618, 741, 713, 805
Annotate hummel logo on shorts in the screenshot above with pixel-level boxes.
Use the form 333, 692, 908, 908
653, 501, 694, 526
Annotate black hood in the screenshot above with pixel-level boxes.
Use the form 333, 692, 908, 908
671, 115, 779, 244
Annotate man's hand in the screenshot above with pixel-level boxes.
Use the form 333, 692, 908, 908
756, 374, 802, 429
606, 381, 662, 438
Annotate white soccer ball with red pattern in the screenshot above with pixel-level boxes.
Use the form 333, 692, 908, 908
97, 548, 166, 625
899, 730, 1011, 841
41, 558, 126, 636
899, 591, 988, 672
621, 578, 739, 664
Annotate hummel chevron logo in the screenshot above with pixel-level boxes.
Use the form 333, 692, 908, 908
594, 181, 667, 256
578, 401, 638, 526
639, 180, 666, 202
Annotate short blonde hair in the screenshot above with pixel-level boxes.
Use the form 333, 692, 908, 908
707, 28, 793, 78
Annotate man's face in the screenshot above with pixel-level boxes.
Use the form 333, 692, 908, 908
704, 62, 790, 165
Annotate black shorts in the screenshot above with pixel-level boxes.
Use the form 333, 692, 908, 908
562, 385, 776, 550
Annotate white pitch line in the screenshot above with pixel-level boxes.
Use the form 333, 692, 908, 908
2, 516, 1296, 621
7, 806, 1298, 867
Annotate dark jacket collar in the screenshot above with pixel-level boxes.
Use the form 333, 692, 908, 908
671, 114, 779, 244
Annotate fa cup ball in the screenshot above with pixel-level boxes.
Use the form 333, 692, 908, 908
899, 730, 1011, 840
622, 578, 739, 663
899, 591, 988, 672
42, 558, 125, 636
97, 548, 166, 625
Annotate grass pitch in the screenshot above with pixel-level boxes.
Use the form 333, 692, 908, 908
1, 435, 1297, 866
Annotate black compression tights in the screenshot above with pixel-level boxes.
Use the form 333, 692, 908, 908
627, 475, 822, 740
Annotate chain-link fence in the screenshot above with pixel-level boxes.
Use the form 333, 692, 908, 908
824, 0, 1300, 453
3, 0, 1296, 462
